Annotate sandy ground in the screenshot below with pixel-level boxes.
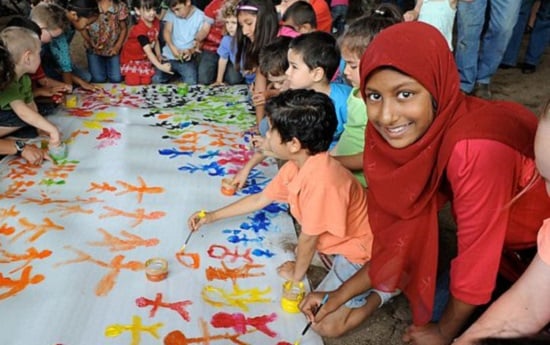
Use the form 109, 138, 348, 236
70, 32, 550, 345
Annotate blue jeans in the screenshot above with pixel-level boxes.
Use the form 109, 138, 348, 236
153, 58, 198, 85
331, 5, 348, 35
455, 0, 522, 92
502, 0, 550, 67
86, 52, 122, 83
198, 51, 244, 85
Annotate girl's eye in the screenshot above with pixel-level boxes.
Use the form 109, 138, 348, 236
366, 92, 381, 101
397, 91, 413, 99
348, 64, 358, 70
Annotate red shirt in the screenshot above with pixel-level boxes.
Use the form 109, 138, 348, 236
202, 0, 224, 53
310, 0, 332, 33
120, 18, 160, 64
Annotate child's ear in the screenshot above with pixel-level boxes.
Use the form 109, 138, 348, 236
288, 137, 302, 153
311, 66, 326, 83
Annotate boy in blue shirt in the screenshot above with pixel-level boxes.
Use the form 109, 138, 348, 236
153, 0, 211, 85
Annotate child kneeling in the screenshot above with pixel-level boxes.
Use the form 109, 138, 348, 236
188, 89, 396, 335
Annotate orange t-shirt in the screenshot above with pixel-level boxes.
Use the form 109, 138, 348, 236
263, 152, 372, 264
310, 0, 332, 33
538, 218, 550, 265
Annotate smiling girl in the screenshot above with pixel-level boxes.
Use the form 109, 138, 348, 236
299, 22, 550, 345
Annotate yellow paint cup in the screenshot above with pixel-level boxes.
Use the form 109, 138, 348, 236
281, 280, 304, 313
65, 94, 78, 108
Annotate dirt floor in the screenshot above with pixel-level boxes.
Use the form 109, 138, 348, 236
69, 31, 550, 345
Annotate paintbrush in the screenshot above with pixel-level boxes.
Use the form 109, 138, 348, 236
179, 210, 206, 253
293, 293, 329, 345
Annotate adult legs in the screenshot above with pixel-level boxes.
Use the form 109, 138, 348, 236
455, 0, 488, 93
524, 1, 550, 68
501, 0, 534, 67
476, 0, 522, 84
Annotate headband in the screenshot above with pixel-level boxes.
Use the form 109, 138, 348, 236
237, 5, 258, 12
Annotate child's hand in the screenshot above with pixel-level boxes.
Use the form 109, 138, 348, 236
232, 168, 251, 190
187, 210, 211, 231
19, 143, 51, 166
277, 260, 296, 281
403, 9, 419, 22
78, 81, 101, 92
159, 62, 173, 74
252, 91, 265, 107
48, 127, 61, 147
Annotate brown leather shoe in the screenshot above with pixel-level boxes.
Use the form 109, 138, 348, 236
472, 83, 492, 100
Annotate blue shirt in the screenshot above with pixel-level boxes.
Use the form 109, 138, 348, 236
45, 26, 76, 72
329, 82, 352, 147
216, 35, 237, 65
161, 7, 206, 59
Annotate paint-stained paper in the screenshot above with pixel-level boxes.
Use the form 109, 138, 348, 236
0, 85, 324, 345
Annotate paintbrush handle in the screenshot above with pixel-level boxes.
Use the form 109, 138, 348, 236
301, 293, 329, 335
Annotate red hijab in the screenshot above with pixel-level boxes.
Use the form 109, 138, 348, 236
359, 22, 537, 325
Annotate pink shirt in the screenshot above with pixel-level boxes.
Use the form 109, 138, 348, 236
447, 139, 550, 305
263, 152, 372, 264
331, 0, 349, 6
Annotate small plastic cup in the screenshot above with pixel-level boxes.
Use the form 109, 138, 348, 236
48, 142, 68, 161
281, 280, 305, 313
221, 177, 237, 196
177, 83, 189, 96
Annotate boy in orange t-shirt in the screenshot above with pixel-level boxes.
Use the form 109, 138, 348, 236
188, 89, 396, 321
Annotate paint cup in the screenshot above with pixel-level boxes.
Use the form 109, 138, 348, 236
145, 257, 168, 282
221, 177, 237, 196
281, 280, 305, 313
177, 83, 189, 96
48, 142, 68, 162
65, 94, 78, 108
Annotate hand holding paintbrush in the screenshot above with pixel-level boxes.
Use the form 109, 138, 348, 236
181, 210, 208, 253
293, 293, 329, 345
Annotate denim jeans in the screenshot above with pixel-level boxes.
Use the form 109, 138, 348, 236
197, 50, 218, 85
86, 52, 122, 83
331, 5, 348, 35
455, 0, 522, 92
152, 58, 198, 85
502, 0, 550, 67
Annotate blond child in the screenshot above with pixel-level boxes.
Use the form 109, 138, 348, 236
0, 27, 60, 148
212, 0, 242, 86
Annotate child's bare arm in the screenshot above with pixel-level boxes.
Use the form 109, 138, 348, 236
232, 150, 266, 189
331, 152, 363, 171
278, 232, 318, 282
213, 57, 228, 85
164, 21, 180, 58
9, 100, 60, 144
253, 70, 268, 125
143, 44, 172, 74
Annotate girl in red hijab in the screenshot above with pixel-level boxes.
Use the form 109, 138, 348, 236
299, 21, 550, 344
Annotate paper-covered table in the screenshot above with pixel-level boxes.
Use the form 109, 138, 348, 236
0, 84, 323, 345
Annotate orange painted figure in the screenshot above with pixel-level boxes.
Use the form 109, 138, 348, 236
105, 315, 163, 345
135, 293, 192, 321
87, 181, 117, 193
23, 192, 69, 205
0, 206, 19, 219
205, 262, 265, 284
56, 247, 144, 296
115, 176, 164, 203
0, 246, 52, 273
6, 160, 40, 180
0, 181, 34, 200
51, 204, 94, 217
11, 217, 64, 243
0, 266, 45, 300
207, 245, 253, 264
175, 251, 200, 269
88, 228, 159, 251
100, 206, 166, 228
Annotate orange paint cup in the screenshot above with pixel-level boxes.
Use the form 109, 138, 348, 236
145, 257, 168, 282
221, 177, 237, 196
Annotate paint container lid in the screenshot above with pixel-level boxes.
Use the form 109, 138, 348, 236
145, 257, 168, 282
